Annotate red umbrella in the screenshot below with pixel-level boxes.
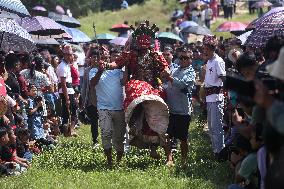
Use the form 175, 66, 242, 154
216, 22, 248, 32
110, 24, 130, 32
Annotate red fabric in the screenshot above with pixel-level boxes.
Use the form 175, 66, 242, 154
16, 74, 28, 98
0, 77, 6, 97
70, 65, 80, 86
124, 80, 160, 110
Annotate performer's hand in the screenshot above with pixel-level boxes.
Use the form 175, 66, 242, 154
98, 61, 106, 71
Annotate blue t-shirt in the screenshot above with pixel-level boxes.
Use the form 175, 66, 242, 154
89, 68, 124, 110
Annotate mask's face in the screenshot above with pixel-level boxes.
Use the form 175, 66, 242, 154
137, 35, 151, 49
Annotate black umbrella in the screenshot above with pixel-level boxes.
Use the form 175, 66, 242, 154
181, 25, 213, 35
48, 12, 81, 28
0, 18, 35, 52
18, 16, 65, 36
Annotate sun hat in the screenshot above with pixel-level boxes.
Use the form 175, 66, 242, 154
266, 47, 284, 81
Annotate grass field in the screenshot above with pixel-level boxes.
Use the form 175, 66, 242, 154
78, 0, 257, 39
0, 112, 232, 189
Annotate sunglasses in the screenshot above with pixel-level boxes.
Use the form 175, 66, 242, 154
179, 56, 191, 60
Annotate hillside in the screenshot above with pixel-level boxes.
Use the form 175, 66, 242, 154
79, 0, 257, 39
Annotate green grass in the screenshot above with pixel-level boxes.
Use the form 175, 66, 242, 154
0, 113, 232, 189
78, 0, 182, 38
78, 0, 258, 40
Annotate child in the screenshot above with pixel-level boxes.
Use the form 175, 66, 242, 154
16, 128, 34, 162
0, 127, 26, 176
27, 85, 45, 140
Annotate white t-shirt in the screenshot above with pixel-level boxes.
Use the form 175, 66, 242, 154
204, 53, 226, 102
56, 60, 75, 94
75, 52, 86, 77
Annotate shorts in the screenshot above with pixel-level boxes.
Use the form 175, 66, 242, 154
167, 113, 191, 140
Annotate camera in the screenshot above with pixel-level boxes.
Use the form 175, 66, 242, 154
35, 96, 43, 112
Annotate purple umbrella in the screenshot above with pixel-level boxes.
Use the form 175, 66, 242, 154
109, 37, 128, 46
32, 6, 47, 12
245, 11, 284, 47
17, 16, 65, 36
249, 7, 284, 28
56, 5, 65, 15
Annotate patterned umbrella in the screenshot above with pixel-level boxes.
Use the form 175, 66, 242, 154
179, 21, 198, 30
18, 16, 65, 36
0, 18, 34, 52
245, 11, 284, 47
110, 24, 130, 33
157, 32, 184, 43
109, 37, 128, 46
181, 25, 212, 35
0, 0, 30, 17
0, 10, 19, 19
252, 0, 272, 8
48, 12, 81, 28
248, 7, 284, 28
60, 25, 91, 43
216, 22, 248, 32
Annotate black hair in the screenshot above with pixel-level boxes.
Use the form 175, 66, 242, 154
264, 36, 284, 54
27, 84, 36, 91
89, 49, 101, 57
19, 53, 32, 65
15, 128, 30, 138
0, 127, 7, 137
235, 52, 257, 73
235, 135, 252, 152
5, 53, 19, 70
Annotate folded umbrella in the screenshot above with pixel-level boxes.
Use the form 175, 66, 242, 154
17, 16, 65, 36
0, 0, 30, 17
216, 22, 247, 32
109, 37, 128, 46
48, 12, 81, 28
0, 18, 34, 52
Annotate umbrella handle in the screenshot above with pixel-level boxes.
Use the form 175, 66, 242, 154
0, 32, 4, 50
93, 22, 101, 59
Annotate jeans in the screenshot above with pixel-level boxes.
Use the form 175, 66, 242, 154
228, 184, 244, 189
207, 101, 224, 153
86, 105, 99, 144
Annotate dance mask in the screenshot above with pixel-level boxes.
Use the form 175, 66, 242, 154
131, 20, 159, 49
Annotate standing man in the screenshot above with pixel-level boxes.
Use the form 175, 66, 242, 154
203, 36, 226, 158
56, 45, 77, 137
164, 47, 196, 165
89, 56, 126, 167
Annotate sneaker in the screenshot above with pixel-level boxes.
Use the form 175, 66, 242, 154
92, 143, 100, 149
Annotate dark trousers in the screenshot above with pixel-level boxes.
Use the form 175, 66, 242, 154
227, 6, 233, 19
60, 94, 77, 125
205, 19, 211, 29
86, 105, 99, 144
